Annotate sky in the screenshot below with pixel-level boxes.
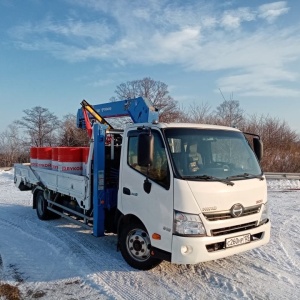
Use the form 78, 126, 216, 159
1, 0, 300, 134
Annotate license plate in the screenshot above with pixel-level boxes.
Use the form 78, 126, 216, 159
226, 233, 251, 248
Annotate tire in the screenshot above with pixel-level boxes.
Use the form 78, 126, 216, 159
36, 191, 51, 220
119, 221, 162, 270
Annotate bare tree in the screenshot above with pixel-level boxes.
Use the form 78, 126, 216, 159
58, 114, 90, 146
114, 77, 183, 122
215, 100, 244, 127
242, 114, 300, 172
16, 106, 60, 147
0, 124, 28, 167
184, 102, 215, 124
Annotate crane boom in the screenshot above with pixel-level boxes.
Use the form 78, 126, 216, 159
80, 99, 113, 130
77, 97, 159, 129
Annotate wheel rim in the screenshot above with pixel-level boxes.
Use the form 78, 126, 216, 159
37, 194, 45, 216
126, 228, 151, 262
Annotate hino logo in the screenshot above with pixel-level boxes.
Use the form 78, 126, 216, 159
230, 203, 244, 217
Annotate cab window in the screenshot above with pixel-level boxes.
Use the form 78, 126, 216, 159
127, 130, 170, 189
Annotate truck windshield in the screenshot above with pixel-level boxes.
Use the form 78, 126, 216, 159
164, 128, 262, 180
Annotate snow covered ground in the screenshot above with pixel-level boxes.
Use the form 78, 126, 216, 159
0, 169, 299, 300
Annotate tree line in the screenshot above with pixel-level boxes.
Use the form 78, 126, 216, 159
1, 77, 299, 172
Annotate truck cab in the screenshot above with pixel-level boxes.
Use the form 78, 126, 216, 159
117, 122, 270, 269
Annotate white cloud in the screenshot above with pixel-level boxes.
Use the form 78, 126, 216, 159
132, 8, 151, 21
202, 16, 217, 29
10, 18, 114, 44
7, 0, 300, 97
194, 27, 299, 69
222, 13, 241, 29
221, 8, 256, 30
217, 67, 300, 97
258, 1, 289, 23
88, 78, 115, 87
146, 27, 201, 63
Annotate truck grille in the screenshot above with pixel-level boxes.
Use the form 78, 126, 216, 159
211, 221, 257, 236
203, 204, 261, 221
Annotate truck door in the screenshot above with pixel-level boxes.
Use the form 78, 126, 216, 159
119, 129, 173, 253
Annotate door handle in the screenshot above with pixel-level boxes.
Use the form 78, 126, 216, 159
123, 187, 131, 195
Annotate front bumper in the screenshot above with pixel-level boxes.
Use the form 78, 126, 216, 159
171, 220, 271, 264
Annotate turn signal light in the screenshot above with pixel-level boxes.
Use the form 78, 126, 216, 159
152, 233, 161, 240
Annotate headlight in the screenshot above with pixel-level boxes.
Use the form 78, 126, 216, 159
259, 202, 269, 225
174, 211, 206, 236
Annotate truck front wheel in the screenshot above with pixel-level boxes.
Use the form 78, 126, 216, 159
119, 221, 161, 270
36, 191, 51, 220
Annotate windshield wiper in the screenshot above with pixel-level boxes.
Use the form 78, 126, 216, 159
183, 175, 234, 186
227, 173, 264, 181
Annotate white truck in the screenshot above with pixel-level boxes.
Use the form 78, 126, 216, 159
14, 97, 270, 270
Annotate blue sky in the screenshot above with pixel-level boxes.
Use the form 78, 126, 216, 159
1, 0, 300, 134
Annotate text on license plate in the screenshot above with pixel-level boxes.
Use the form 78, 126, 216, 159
226, 233, 251, 248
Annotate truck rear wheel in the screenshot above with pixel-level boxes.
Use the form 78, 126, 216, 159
36, 191, 51, 220
119, 221, 161, 270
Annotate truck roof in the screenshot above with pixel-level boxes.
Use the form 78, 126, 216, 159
125, 122, 241, 132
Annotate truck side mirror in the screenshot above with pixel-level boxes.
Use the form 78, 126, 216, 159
138, 132, 154, 194
137, 132, 154, 167
253, 138, 263, 161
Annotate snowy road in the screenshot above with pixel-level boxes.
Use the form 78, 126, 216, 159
0, 170, 299, 299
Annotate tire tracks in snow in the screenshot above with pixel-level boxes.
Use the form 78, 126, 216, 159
1, 176, 300, 300
0, 218, 58, 284
0, 208, 182, 299
151, 257, 253, 300
0, 212, 124, 299
279, 215, 300, 272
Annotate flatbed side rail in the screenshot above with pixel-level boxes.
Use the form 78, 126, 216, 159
14, 164, 90, 209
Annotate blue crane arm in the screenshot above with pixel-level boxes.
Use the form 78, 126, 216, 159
77, 97, 159, 128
